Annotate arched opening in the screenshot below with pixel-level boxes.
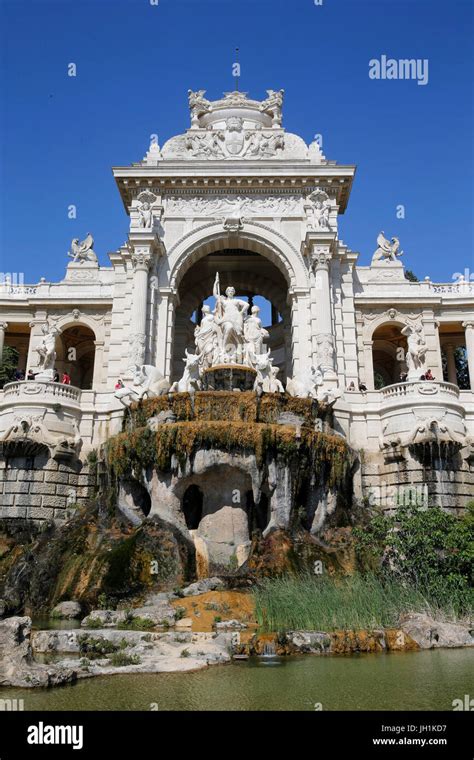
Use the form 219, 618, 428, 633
171, 248, 291, 383
372, 323, 408, 388
439, 322, 470, 389
4, 323, 31, 379
182, 484, 203, 530
56, 325, 96, 389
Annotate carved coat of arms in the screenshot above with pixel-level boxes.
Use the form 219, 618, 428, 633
224, 117, 245, 156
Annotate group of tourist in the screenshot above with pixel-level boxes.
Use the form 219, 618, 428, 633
13, 368, 71, 384
346, 381, 368, 393
346, 368, 436, 393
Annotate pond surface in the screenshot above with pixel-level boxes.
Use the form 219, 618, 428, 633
1, 649, 472, 711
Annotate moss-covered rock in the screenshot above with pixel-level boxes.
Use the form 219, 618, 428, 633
0, 505, 196, 617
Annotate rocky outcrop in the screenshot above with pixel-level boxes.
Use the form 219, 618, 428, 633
51, 601, 82, 619
81, 610, 130, 628
181, 577, 225, 597
81, 599, 177, 629
400, 613, 474, 649
279, 631, 332, 654
31, 628, 233, 677
0, 507, 196, 617
214, 619, 247, 631
0, 616, 76, 688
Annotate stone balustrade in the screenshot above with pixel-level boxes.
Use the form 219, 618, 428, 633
3, 380, 82, 405
381, 380, 460, 404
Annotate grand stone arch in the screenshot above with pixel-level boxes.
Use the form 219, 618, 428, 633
163, 220, 309, 291
154, 222, 311, 379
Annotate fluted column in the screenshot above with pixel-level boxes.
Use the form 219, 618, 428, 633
462, 321, 474, 389
443, 342, 457, 385
127, 229, 162, 367
303, 230, 337, 384
0, 322, 8, 365
313, 252, 336, 379
129, 252, 151, 365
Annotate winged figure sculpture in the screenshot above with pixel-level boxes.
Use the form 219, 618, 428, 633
371, 232, 403, 263
68, 234, 98, 263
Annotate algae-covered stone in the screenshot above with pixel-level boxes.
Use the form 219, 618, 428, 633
181, 577, 225, 596
51, 601, 82, 619
0, 616, 76, 688
400, 613, 474, 649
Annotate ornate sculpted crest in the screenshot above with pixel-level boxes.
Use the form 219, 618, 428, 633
224, 117, 245, 155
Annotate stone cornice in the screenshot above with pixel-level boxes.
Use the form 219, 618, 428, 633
113, 165, 356, 214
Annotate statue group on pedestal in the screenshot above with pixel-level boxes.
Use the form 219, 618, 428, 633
115, 273, 339, 405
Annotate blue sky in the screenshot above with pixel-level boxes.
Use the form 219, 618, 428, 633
0, 0, 473, 285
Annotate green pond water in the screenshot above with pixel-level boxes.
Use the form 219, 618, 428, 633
1, 649, 472, 711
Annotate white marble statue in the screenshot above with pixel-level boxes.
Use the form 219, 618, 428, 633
286, 365, 324, 399
194, 305, 220, 370
401, 324, 427, 380
372, 232, 403, 263
115, 364, 170, 406
68, 234, 98, 263
137, 201, 153, 229
35, 323, 59, 379
307, 190, 332, 231
188, 89, 211, 126
244, 305, 269, 365
253, 352, 284, 395
169, 350, 202, 393
213, 273, 249, 364
260, 89, 284, 127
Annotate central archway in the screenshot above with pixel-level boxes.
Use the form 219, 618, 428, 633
160, 222, 311, 382
172, 248, 292, 381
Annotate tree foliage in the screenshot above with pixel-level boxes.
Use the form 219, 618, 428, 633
354, 504, 474, 615
0, 346, 19, 389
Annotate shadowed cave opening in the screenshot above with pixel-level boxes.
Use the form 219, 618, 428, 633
182, 484, 204, 530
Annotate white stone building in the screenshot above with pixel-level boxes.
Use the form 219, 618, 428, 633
1, 88, 473, 520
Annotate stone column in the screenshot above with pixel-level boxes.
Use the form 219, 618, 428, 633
0, 322, 8, 364
313, 253, 336, 380
363, 339, 375, 390
443, 342, 457, 385
154, 287, 179, 379
92, 340, 105, 389
128, 231, 160, 366
288, 287, 311, 377
303, 230, 337, 385
129, 253, 151, 365
462, 321, 474, 389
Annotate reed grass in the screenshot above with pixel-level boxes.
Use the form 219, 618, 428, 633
253, 573, 457, 632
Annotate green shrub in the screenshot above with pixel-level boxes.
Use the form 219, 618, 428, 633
354, 504, 474, 615
117, 616, 155, 631
109, 652, 141, 667
78, 635, 119, 659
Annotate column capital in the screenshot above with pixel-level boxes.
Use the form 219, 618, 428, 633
0, 321, 8, 332
301, 230, 337, 270
128, 229, 164, 259
131, 252, 153, 272
462, 320, 474, 330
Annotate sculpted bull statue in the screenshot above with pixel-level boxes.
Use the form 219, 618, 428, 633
169, 349, 202, 393
286, 365, 324, 399
115, 364, 170, 407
